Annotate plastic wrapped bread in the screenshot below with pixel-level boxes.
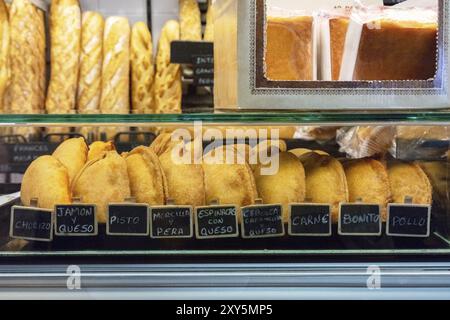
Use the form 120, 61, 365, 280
77, 11, 104, 114
45, 0, 81, 114
131, 21, 154, 114
179, 0, 201, 41
5, 0, 46, 114
100, 16, 130, 114
204, 0, 214, 41
0, 0, 9, 113
154, 20, 182, 114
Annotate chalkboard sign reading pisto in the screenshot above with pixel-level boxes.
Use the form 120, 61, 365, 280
338, 203, 382, 236
386, 204, 431, 237
106, 203, 149, 236
55, 204, 98, 236
195, 205, 239, 239
288, 204, 332, 236
241, 204, 284, 239
10, 206, 53, 242
150, 206, 193, 239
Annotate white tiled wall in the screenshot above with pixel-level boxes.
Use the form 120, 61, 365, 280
151, 0, 179, 47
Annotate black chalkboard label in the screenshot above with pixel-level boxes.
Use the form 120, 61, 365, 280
338, 204, 382, 236
195, 205, 239, 239
150, 206, 193, 239
288, 204, 332, 236
106, 204, 149, 236
241, 204, 284, 239
386, 204, 431, 237
54, 204, 98, 236
10, 206, 53, 242
193, 55, 214, 87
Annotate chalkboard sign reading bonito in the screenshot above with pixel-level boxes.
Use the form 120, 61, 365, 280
289, 204, 332, 236
338, 204, 382, 236
10, 206, 53, 242
195, 205, 239, 239
55, 204, 97, 236
150, 206, 193, 239
387, 204, 431, 237
241, 204, 284, 239
106, 204, 149, 236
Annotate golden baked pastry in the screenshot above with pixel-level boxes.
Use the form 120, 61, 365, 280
253, 152, 305, 222
100, 16, 130, 114
204, 0, 214, 41
289, 148, 330, 158
21, 156, 71, 209
179, 0, 202, 41
72, 151, 131, 223
154, 20, 182, 114
77, 11, 104, 114
300, 153, 348, 223
329, 18, 349, 81
46, 0, 81, 114
354, 20, 437, 80
131, 22, 154, 114
5, 0, 46, 113
344, 159, 392, 220
52, 138, 88, 184
387, 161, 432, 205
0, 0, 9, 113
265, 16, 313, 80
88, 141, 115, 161
124, 146, 168, 205
419, 161, 447, 207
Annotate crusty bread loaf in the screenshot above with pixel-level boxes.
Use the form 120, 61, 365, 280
100, 16, 130, 114
179, 0, 201, 41
46, 0, 81, 114
0, 0, 9, 113
5, 0, 46, 114
204, 0, 214, 42
77, 11, 104, 114
154, 20, 182, 114
131, 21, 154, 114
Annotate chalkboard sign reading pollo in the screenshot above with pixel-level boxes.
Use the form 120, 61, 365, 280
338, 204, 382, 236
150, 206, 193, 239
241, 204, 284, 239
106, 204, 149, 236
55, 204, 97, 236
387, 204, 431, 237
10, 206, 53, 242
289, 204, 332, 236
195, 205, 239, 239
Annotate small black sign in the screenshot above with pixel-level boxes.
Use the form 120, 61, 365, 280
195, 205, 239, 239
193, 55, 214, 87
10, 206, 53, 242
54, 204, 97, 236
241, 204, 284, 239
150, 206, 193, 239
170, 41, 214, 64
106, 204, 149, 236
289, 204, 332, 236
338, 204, 382, 236
387, 204, 431, 237
0, 142, 57, 173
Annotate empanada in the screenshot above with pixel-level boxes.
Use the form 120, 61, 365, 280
52, 137, 88, 183
88, 141, 115, 161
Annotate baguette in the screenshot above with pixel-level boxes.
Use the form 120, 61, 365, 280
154, 20, 182, 114
46, 0, 81, 114
5, 0, 46, 114
100, 16, 130, 114
77, 11, 104, 114
179, 0, 201, 41
0, 0, 9, 113
131, 21, 154, 114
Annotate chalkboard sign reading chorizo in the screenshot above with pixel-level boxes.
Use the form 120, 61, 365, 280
387, 204, 431, 237
241, 204, 284, 239
338, 204, 382, 236
55, 204, 97, 236
150, 206, 193, 239
289, 204, 332, 236
10, 206, 53, 242
195, 205, 239, 239
106, 204, 149, 236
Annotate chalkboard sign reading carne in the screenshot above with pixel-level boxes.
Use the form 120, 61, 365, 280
106, 204, 149, 236
192, 55, 214, 87
386, 204, 431, 237
288, 204, 332, 236
195, 205, 239, 239
150, 206, 193, 239
241, 204, 284, 239
338, 204, 382, 236
10, 206, 53, 242
55, 204, 97, 236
